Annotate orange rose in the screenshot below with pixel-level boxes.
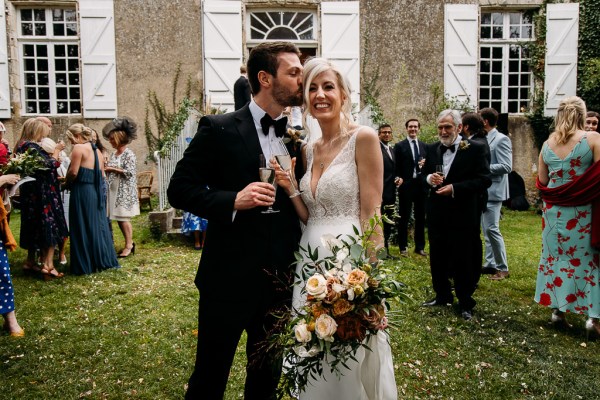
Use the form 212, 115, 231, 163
311, 303, 328, 319
332, 298, 354, 316
347, 268, 367, 287
324, 277, 342, 304
335, 315, 367, 341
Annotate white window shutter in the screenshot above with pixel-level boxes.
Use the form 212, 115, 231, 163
80, 0, 118, 118
202, 0, 242, 113
321, 1, 360, 106
0, 0, 11, 118
444, 4, 478, 109
544, 3, 579, 117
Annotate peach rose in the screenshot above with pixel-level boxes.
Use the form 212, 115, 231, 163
346, 268, 367, 287
332, 298, 354, 316
311, 303, 328, 319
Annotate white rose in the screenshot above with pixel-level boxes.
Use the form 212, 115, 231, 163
321, 234, 343, 251
335, 248, 349, 262
342, 263, 353, 273
306, 274, 328, 299
315, 314, 338, 342
294, 321, 312, 343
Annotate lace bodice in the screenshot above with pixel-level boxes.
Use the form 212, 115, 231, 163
300, 133, 360, 225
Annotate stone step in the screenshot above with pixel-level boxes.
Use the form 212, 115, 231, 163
172, 216, 183, 229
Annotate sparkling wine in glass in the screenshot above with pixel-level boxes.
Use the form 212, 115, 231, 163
259, 155, 279, 214
271, 139, 299, 195
435, 164, 445, 186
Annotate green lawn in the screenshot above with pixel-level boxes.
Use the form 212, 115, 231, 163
1, 208, 598, 399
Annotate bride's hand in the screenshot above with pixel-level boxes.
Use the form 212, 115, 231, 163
0, 174, 20, 187
271, 157, 296, 195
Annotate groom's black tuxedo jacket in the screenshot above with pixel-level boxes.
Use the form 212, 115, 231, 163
168, 105, 301, 310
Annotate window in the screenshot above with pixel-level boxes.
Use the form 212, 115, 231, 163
248, 10, 316, 44
18, 8, 81, 115
479, 11, 534, 113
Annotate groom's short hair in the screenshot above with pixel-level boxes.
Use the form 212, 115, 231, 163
247, 42, 300, 95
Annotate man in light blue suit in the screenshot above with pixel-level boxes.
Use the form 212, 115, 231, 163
480, 108, 512, 280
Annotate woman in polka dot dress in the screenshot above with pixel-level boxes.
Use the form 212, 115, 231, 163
0, 173, 24, 337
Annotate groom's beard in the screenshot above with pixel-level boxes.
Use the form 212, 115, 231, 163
273, 80, 303, 107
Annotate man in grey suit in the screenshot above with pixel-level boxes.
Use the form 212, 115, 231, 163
480, 108, 512, 280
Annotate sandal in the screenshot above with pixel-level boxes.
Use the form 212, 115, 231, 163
40, 267, 64, 281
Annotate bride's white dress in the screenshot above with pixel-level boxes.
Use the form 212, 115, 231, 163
292, 132, 397, 400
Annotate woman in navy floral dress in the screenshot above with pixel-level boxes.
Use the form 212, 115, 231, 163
14, 118, 68, 279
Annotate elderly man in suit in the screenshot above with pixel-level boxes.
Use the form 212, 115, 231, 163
393, 119, 427, 257
421, 110, 491, 320
168, 42, 303, 400
233, 64, 252, 110
480, 108, 512, 280
378, 124, 398, 257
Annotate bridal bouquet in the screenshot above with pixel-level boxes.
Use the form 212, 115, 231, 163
2, 149, 49, 176
273, 220, 407, 396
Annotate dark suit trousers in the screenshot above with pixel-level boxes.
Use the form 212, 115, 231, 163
186, 290, 283, 400
397, 180, 426, 251
428, 226, 481, 310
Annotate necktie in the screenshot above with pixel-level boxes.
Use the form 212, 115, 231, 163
260, 114, 288, 138
412, 140, 420, 164
440, 143, 455, 154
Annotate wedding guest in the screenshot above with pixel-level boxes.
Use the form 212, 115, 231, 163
421, 109, 491, 320
393, 119, 427, 257
65, 124, 120, 275
103, 117, 139, 258
535, 96, 600, 335
585, 111, 599, 132
14, 118, 68, 279
0, 172, 24, 336
479, 108, 512, 281
274, 57, 397, 399
168, 42, 303, 400
0, 122, 10, 166
181, 212, 207, 250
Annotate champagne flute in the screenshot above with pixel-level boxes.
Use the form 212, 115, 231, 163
271, 139, 300, 196
259, 154, 279, 214
435, 164, 445, 186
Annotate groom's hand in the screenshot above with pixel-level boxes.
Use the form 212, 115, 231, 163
234, 182, 276, 210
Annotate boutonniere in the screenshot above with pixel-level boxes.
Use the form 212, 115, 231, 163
282, 128, 303, 145
458, 140, 470, 151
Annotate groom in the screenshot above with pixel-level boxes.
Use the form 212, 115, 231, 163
168, 42, 303, 399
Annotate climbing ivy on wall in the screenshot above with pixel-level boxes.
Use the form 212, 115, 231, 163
578, 0, 600, 112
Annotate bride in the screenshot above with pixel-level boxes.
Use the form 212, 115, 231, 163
274, 58, 397, 399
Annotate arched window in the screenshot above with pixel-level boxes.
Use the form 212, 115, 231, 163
248, 10, 316, 42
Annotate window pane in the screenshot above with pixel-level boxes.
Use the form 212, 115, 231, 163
67, 45, 78, 57
480, 74, 490, 86
53, 24, 65, 36
480, 47, 490, 58
56, 73, 67, 86
25, 73, 36, 85
266, 27, 297, 40
510, 27, 519, 39
21, 23, 33, 36
521, 60, 529, 70
509, 13, 520, 25
39, 87, 50, 100
66, 23, 78, 36
26, 102, 37, 113
34, 23, 46, 36
492, 13, 503, 25
37, 59, 49, 71
70, 102, 81, 114
492, 74, 502, 86
53, 9, 64, 21
55, 45, 65, 57
508, 74, 518, 86
480, 26, 491, 39
65, 10, 77, 22
492, 26, 503, 39
68, 59, 79, 71
55, 59, 66, 71
492, 47, 502, 59
26, 87, 37, 100
69, 73, 79, 85
509, 61, 519, 72
21, 9, 33, 21
520, 88, 529, 99
480, 88, 490, 99
520, 74, 530, 86
508, 101, 518, 113
56, 87, 67, 99
37, 45, 47, 57
24, 59, 35, 71
57, 101, 67, 113
522, 26, 531, 39
39, 102, 51, 114
23, 45, 35, 57
492, 102, 502, 111
38, 73, 49, 86
492, 61, 502, 73
480, 60, 490, 72
508, 88, 518, 99
69, 87, 80, 99
34, 9, 45, 22
481, 13, 491, 25
492, 88, 501, 98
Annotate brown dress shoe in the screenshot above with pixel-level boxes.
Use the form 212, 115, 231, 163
415, 250, 428, 257
489, 271, 510, 280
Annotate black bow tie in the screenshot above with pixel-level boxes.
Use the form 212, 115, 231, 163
260, 114, 288, 138
440, 144, 456, 154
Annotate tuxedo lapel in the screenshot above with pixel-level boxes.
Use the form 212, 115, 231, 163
235, 107, 262, 162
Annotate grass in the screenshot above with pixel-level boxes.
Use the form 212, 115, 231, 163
1, 208, 599, 399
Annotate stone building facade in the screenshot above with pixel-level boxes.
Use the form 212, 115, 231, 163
0, 0, 581, 198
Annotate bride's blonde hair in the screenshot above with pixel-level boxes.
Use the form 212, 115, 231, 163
552, 96, 586, 145
302, 58, 354, 137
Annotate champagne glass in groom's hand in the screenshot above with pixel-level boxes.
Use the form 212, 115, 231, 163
259, 154, 279, 214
